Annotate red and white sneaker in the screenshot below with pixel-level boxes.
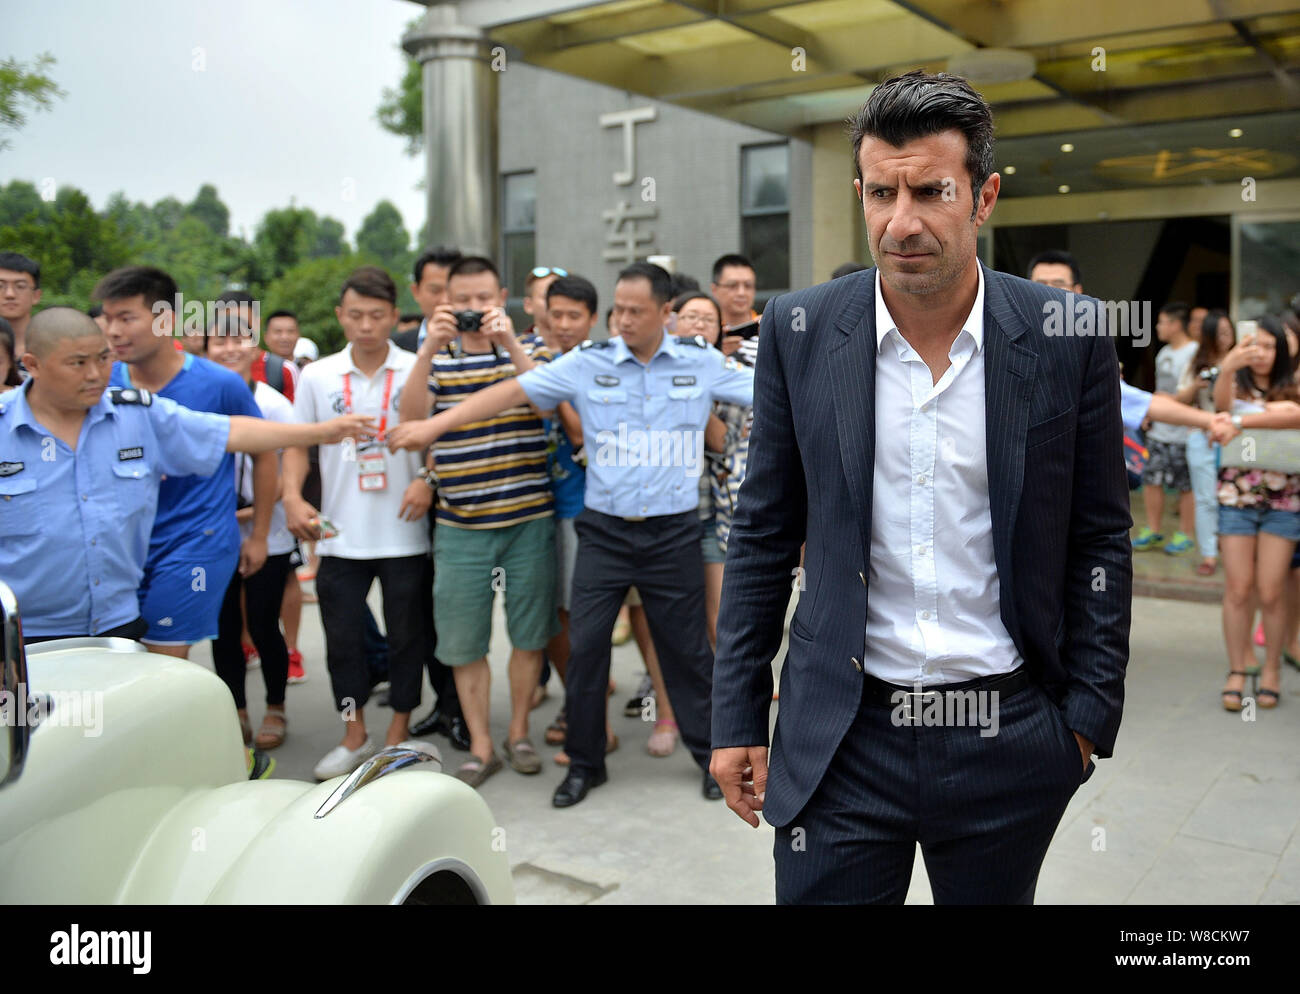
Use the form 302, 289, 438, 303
243, 643, 260, 670
287, 648, 308, 685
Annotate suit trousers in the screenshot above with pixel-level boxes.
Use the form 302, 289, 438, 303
564, 508, 714, 776
773, 674, 1084, 904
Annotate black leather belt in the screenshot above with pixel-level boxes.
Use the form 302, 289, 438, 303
860, 666, 1033, 710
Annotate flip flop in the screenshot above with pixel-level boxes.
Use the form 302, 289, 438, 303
255, 709, 287, 750
454, 752, 503, 788
544, 708, 567, 745
503, 737, 542, 774
553, 735, 619, 766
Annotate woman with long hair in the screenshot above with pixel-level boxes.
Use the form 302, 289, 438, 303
1177, 309, 1233, 575
1213, 315, 1300, 711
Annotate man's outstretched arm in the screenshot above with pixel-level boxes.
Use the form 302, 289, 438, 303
387, 379, 527, 452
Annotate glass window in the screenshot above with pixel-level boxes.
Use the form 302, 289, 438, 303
741, 143, 789, 293
1237, 217, 1300, 320
502, 172, 536, 306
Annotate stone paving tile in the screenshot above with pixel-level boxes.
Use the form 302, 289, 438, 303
1126, 834, 1279, 904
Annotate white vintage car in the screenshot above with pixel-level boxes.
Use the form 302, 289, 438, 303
0, 583, 514, 904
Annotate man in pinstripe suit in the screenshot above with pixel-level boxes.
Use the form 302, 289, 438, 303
710, 70, 1132, 904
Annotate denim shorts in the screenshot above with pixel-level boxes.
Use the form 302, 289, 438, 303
1218, 504, 1300, 541
700, 517, 726, 565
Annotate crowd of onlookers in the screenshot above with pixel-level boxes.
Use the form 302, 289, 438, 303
2, 242, 1295, 795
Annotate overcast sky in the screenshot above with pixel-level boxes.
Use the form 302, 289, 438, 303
1, 0, 428, 241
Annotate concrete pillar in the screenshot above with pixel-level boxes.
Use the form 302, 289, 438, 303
403, 3, 499, 256
809, 122, 866, 280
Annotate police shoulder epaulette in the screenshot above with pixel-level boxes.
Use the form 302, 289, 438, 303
683, 334, 709, 348
579, 339, 613, 350
109, 387, 153, 406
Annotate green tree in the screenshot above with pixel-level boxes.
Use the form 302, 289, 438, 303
186, 184, 230, 238
356, 200, 410, 275
262, 254, 380, 355
310, 216, 348, 259
0, 179, 45, 227
0, 183, 131, 308
377, 48, 422, 155
0, 53, 64, 153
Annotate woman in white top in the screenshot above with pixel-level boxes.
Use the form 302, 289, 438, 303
205, 317, 298, 749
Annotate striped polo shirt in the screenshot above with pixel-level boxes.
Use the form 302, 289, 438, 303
428, 335, 555, 529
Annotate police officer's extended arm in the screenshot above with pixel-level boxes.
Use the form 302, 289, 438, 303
226, 413, 375, 453
387, 378, 527, 452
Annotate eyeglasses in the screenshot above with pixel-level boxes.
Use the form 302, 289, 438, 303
715, 281, 755, 293
0, 280, 34, 293
531, 267, 568, 278
677, 311, 719, 326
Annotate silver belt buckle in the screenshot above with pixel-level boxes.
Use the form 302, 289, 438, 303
898, 688, 939, 723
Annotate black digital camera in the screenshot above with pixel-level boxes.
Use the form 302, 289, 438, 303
454, 310, 484, 332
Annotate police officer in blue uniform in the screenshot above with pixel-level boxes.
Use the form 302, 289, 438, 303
0, 307, 374, 643
389, 262, 754, 807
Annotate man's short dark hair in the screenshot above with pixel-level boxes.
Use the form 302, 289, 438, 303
217, 289, 256, 308
546, 275, 598, 316
87, 304, 103, 319
617, 262, 673, 305
266, 309, 298, 324
669, 272, 701, 298
447, 256, 501, 285
1027, 250, 1082, 286
413, 246, 463, 284
93, 266, 178, 312
399, 312, 423, 325
338, 265, 397, 305
831, 261, 869, 280
0, 252, 39, 287
848, 69, 995, 213
1160, 301, 1190, 328
711, 254, 755, 283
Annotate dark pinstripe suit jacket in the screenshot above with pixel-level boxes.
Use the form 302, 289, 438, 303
712, 262, 1133, 828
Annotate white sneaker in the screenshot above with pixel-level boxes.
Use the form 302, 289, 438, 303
313, 737, 377, 781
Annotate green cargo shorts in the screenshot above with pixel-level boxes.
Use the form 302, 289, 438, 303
433, 515, 559, 666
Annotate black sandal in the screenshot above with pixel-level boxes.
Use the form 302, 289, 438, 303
1222, 670, 1248, 712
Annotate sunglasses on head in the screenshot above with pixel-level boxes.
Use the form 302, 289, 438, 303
531, 266, 568, 278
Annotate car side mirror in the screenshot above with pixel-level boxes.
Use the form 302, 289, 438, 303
0, 581, 30, 788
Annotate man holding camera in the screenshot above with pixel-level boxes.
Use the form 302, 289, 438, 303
397, 256, 557, 788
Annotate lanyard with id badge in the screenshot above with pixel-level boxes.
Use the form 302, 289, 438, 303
343, 368, 394, 492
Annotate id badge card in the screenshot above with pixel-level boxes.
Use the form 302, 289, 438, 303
358, 450, 388, 492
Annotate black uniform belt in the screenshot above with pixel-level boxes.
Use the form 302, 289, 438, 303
860, 665, 1033, 709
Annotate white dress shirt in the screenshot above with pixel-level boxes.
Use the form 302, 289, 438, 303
864, 266, 1023, 684
293, 342, 427, 560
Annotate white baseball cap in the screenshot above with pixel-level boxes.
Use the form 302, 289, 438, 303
293, 338, 319, 362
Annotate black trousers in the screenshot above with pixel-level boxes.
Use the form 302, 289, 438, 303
316, 555, 425, 715
565, 508, 713, 776
213, 551, 293, 710
772, 676, 1085, 905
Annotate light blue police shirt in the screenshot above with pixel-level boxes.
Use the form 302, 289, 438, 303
0, 381, 231, 637
516, 331, 754, 518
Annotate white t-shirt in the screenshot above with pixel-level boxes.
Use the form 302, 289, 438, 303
235, 381, 297, 556
293, 342, 428, 560
1147, 340, 1198, 444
